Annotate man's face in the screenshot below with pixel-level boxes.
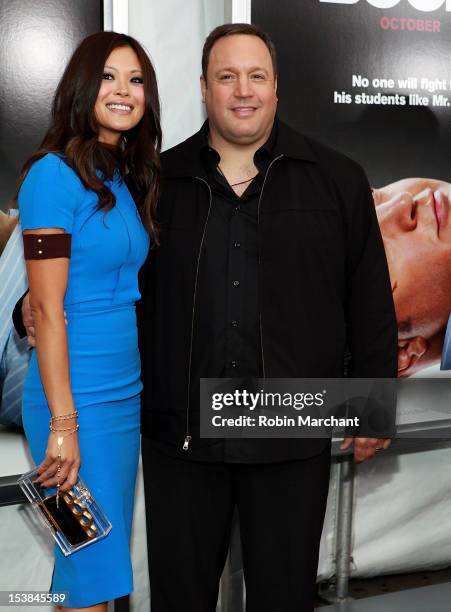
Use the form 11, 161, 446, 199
374, 178, 451, 339
201, 35, 277, 146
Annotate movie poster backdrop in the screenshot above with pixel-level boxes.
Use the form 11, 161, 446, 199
252, 0, 451, 377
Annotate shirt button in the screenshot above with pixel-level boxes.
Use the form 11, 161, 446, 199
234, 205, 241, 212
231, 361, 238, 368
233, 241, 241, 249
233, 280, 240, 287
231, 320, 239, 327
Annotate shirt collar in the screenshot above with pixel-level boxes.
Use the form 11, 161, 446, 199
200, 118, 278, 164
201, 121, 279, 182
162, 117, 317, 179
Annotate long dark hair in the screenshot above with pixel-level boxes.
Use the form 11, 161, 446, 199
15, 31, 162, 243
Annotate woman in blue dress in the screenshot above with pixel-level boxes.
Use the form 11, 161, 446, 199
16, 31, 161, 611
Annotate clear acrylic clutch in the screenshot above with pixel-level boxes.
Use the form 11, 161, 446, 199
18, 468, 112, 556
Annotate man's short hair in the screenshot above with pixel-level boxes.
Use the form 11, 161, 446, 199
202, 23, 277, 81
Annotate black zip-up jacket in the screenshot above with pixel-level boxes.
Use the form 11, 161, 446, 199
139, 120, 398, 463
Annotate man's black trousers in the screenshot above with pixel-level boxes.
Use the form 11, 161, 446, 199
142, 438, 331, 612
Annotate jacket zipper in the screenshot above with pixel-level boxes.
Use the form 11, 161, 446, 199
183, 157, 283, 450
256, 154, 284, 379
183, 177, 213, 450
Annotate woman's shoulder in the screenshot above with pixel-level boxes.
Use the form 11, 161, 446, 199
18, 153, 86, 224
18, 153, 86, 229
24, 153, 83, 192
27, 153, 80, 183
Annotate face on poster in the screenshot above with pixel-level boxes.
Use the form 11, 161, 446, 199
252, 0, 451, 377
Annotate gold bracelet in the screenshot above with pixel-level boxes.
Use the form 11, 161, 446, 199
50, 424, 79, 433
50, 411, 78, 422
53, 425, 79, 436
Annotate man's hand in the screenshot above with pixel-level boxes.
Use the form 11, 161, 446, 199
340, 437, 391, 463
22, 293, 36, 348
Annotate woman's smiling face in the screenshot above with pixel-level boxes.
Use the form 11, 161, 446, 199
94, 45, 145, 145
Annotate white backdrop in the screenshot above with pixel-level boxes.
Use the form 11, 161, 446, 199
129, 0, 227, 151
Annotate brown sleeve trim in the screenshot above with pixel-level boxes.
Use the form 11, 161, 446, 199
23, 233, 72, 260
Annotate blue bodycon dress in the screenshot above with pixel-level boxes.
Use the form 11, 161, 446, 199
18, 153, 149, 607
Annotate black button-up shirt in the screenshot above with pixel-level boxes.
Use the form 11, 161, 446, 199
191, 123, 278, 385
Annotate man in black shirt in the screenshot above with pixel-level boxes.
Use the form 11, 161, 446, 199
139, 23, 397, 612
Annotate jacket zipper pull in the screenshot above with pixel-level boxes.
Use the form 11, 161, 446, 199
182, 435, 192, 451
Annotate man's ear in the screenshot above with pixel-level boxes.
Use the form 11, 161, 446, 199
200, 75, 207, 103
397, 336, 428, 376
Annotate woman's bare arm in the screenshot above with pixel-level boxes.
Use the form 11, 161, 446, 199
24, 227, 80, 491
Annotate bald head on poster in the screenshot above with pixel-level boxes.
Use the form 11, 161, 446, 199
373, 178, 451, 375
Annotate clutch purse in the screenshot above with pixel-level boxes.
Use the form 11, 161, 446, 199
18, 468, 112, 556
